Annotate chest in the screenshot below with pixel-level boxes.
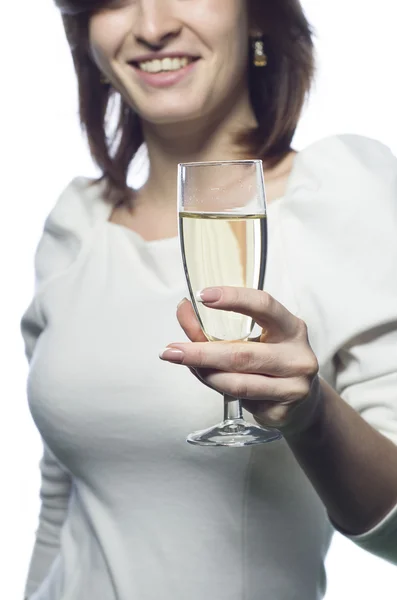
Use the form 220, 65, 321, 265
34, 214, 298, 378
27, 219, 299, 470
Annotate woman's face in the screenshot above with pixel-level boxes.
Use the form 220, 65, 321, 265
89, 0, 250, 126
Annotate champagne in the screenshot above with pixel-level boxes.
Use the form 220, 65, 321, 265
179, 212, 267, 342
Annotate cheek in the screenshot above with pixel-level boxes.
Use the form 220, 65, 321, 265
88, 13, 128, 69
200, 0, 249, 66
215, 23, 250, 85
188, 0, 248, 45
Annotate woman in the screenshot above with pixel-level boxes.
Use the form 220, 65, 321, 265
22, 0, 397, 599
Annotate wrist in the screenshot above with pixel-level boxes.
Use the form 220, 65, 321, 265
277, 376, 325, 441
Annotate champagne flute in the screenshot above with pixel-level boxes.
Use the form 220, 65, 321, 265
178, 160, 282, 447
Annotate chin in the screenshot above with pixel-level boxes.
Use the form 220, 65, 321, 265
137, 103, 210, 127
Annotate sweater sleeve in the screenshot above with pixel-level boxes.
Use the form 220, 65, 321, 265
280, 135, 397, 561
21, 177, 108, 598
23, 446, 72, 599
345, 502, 397, 564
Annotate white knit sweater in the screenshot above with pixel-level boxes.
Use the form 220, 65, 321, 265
22, 135, 397, 600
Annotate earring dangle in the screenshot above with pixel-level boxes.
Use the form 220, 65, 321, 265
253, 39, 268, 67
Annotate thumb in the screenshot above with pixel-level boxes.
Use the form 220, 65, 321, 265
176, 298, 208, 343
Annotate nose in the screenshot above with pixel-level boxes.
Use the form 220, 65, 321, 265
135, 0, 182, 49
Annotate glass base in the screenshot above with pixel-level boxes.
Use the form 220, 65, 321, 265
186, 418, 282, 447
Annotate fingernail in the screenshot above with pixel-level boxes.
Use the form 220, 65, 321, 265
177, 297, 189, 309
159, 348, 185, 363
196, 287, 222, 303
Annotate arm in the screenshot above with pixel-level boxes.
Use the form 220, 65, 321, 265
282, 314, 397, 559
22, 298, 73, 598
275, 135, 397, 559
283, 322, 397, 563
285, 377, 397, 537
24, 446, 72, 599
163, 137, 397, 562
21, 177, 95, 597
163, 289, 397, 565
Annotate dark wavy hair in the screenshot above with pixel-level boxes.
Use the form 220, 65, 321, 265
55, 0, 315, 204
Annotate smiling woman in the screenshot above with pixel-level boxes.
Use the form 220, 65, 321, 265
54, 0, 314, 204
20, 1, 397, 600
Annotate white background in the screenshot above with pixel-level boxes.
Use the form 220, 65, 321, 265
1, 0, 397, 598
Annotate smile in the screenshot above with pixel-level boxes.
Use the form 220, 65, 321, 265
136, 57, 195, 73
128, 55, 199, 88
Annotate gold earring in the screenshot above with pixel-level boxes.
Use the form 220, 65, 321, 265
100, 73, 110, 85
253, 38, 268, 67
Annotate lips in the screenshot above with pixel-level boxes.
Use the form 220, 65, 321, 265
127, 54, 200, 88
129, 53, 199, 71
135, 56, 193, 73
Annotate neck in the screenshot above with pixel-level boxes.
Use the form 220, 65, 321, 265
136, 90, 257, 207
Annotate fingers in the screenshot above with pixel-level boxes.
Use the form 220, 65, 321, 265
188, 367, 218, 391
244, 376, 323, 433
188, 368, 320, 431
167, 292, 320, 432
243, 399, 291, 425
188, 366, 305, 424
198, 287, 304, 342
160, 340, 318, 379
196, 370, 312, 403
176, 298, 207, 343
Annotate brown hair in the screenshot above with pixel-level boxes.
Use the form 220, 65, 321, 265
55, 0, 315, 205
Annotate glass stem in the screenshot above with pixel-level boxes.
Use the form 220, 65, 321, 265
224, 395, 243, 422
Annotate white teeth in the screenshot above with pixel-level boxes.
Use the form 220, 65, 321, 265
138, 57, 190, 73
163, 58, 173, 70
150, 59, 161, 73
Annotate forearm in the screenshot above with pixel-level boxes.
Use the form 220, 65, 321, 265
285, 379, 397, 534
24, 445, 72, 599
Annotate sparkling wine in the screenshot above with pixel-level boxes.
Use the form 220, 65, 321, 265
179, 212, 267, 341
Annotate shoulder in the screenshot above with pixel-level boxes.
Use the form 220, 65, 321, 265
279, 135, 397, 358
43, 176, 111, 235
35, 176, 111, 289
288, 134, 397, 204
300, 133, 395, 164
21, 177, 110, 359
283, 134, 397, 229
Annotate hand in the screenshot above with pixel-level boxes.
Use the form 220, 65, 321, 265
160, 287, 323, 437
